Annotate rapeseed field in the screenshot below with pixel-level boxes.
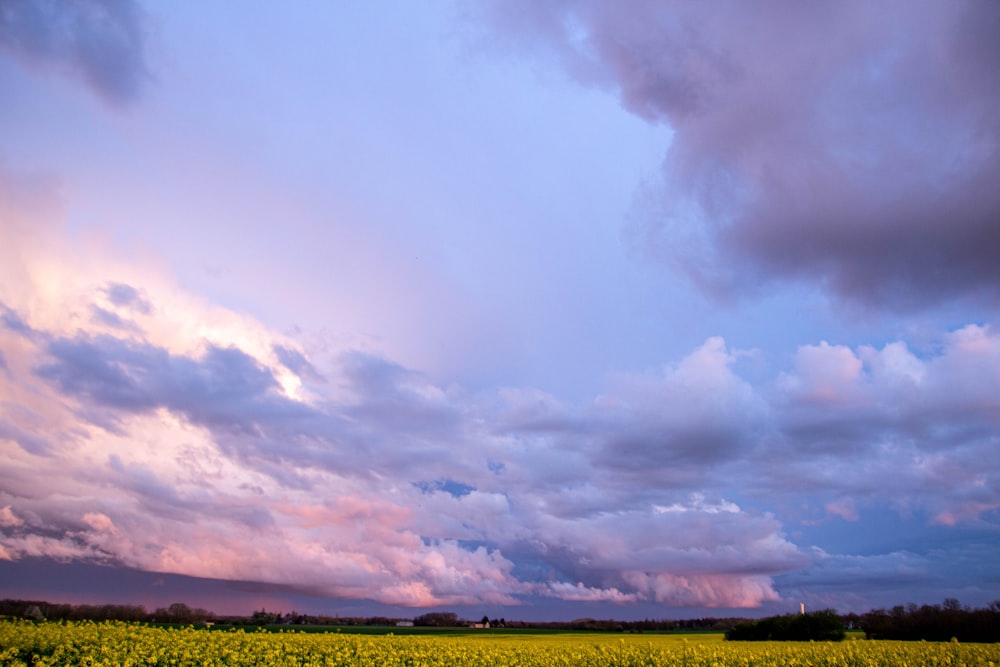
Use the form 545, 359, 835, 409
2, 619, 998, 666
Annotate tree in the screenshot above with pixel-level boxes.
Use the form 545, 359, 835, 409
168, 603, 193, 623
250, 608, 282, 625
413, 612, 459, 627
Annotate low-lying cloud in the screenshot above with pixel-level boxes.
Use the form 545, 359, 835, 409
2, 261, 998, 609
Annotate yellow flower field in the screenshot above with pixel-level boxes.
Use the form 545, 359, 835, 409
1, 620, 998, 666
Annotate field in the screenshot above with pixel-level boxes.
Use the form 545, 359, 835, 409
2, 619, 1000, 666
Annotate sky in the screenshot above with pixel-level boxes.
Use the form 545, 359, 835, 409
0, 0, 998, 621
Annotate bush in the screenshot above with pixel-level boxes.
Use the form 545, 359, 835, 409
726, 610, 845, 641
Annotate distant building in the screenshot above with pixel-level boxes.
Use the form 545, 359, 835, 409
396, 621, 414, 627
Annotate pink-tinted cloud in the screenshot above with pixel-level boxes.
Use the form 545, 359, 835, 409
0, 506, 23, 528
621, 572, 780, 609
542, 582, 640, 604
1, 280, 805, 608
824, 498, 859, 523
780, 341, 867, 407
4, 274, 999, 609
1, 172, 998, 611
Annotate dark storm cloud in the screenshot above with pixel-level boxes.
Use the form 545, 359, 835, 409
0, 0, 150, 104
597, 422, 747, 471
484, 0, 1000, 309
514, 336, 766, 492
26, 333, 466, 487
34, 334, 314, 432
339, 351, 462, 440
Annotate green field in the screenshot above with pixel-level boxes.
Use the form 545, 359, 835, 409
2, 619, 998, 666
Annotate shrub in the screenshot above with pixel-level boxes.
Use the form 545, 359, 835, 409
725, 609, 845, 641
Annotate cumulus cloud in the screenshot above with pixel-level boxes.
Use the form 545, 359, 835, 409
758, 327, 1000, 530
514, 499, 803, 608
0, 0, 151, 104
776, 325, 1000, 439
595, 336, 766, 471
622, 572, 780, 609
543, 582, 640, 604
480, 1, 1000, 309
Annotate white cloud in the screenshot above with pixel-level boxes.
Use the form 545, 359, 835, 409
543, 582, 640, 603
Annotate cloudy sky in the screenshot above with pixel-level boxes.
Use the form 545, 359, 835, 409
1, 0, 998, 620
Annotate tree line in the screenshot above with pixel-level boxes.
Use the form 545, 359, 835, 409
856, 599, 1000, 643
0, 600, 213, 625
2, 597, 998, 641
725, 600, 1000, 642
0, 600, 734, 630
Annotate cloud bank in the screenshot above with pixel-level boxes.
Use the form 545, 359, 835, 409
1, 195, 998, 610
